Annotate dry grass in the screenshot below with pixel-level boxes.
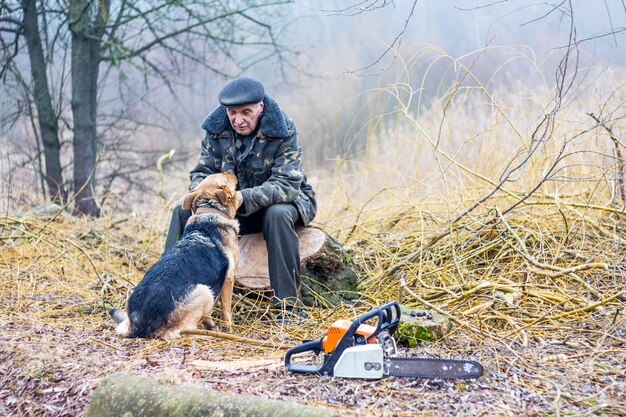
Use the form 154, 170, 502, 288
1, 188, 625, 416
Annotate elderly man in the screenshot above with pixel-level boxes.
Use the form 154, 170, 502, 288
164, 76, 317, 323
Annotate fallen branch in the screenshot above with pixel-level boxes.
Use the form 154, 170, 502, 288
543, 291, 625, 321
180, 329, 291, 350
86, 374, 337, 417
527, 263, 609, 277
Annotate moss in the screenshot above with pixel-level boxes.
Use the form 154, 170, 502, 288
396, 321, 433, 346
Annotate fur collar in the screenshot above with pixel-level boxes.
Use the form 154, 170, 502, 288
201, 95, 290, 138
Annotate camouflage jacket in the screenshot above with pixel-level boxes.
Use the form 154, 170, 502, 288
189, 96, 317, 226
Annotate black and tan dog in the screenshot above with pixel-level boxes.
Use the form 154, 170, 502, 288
109, 172, 240, 339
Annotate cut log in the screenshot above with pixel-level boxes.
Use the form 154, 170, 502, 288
236, 227, 325, 289
235, 227, 359, 307
86, 373, 337, 417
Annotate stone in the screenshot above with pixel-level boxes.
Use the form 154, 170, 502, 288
394, 305, 452, 346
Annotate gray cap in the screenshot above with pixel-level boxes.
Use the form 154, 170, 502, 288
218, 77, 265, 107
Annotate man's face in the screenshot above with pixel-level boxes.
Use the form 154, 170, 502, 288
227, 101, 264, 135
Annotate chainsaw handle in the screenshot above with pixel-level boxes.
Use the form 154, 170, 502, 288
284, 339, 324, 374
357, 301, 401, 341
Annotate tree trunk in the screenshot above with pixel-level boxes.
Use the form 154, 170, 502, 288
69, 0, 108, 217
21, 0, 65, 203
86, 374, 338, 417
236, 227, 359, 307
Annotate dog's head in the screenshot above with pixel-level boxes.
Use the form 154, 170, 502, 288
182, 171, 238, 218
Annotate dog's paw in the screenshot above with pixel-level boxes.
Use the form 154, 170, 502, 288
202, 317, 219, 331
163, 330, 182, 340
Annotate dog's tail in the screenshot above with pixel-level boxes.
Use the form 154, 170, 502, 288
108, 308, 127, 324
108, 308, 131, 337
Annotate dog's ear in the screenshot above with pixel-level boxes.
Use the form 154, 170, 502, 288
182, 191, 196, 211
223, 171, 237, 187
215, 185, 235, 208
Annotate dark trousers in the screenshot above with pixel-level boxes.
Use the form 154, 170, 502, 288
164, 203, 302, 307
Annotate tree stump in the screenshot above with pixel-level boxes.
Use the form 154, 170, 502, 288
235, 227, 359, 307
86, 373, 337, 417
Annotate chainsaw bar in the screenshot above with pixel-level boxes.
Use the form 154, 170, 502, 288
384, 356, 484, 379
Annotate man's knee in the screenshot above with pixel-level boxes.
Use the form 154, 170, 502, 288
263, 204, 298, 229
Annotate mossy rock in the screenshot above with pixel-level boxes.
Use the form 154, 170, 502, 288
395, 305, 452, 347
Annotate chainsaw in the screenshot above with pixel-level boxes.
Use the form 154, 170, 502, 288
285, 301, 483, 380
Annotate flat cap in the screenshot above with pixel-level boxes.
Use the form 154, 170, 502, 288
218, 76, 265, 107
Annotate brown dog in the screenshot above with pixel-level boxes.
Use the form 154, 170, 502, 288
109, 172, 239, 339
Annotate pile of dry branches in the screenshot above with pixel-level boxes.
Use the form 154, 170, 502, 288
350, 198, 625, 346
0, 205, 165, 327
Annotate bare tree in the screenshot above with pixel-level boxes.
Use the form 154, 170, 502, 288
1, 0, 292, 216
1, 0, 65, 202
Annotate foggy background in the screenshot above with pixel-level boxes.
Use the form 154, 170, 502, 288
1, 1, 625, 213
152, 0, 626, 158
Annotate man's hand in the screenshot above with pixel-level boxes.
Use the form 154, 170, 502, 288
236, 191, 243, 209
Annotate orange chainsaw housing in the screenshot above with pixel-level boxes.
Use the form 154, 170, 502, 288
322, 319, 378, 353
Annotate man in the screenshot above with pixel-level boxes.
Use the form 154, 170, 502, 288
164, 76, 317, 323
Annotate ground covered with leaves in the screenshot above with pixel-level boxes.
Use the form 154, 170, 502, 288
1, 204, 625, 416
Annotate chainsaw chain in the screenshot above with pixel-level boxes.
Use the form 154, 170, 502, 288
384, 355, 484, 380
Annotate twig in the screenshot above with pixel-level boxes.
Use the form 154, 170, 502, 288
180, 329, 291, 349
63, 237, 101, 282
496, 208, 603, 299
587, 112, 625, 207
157, 149, 175, 208
89, 336, 123, 351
